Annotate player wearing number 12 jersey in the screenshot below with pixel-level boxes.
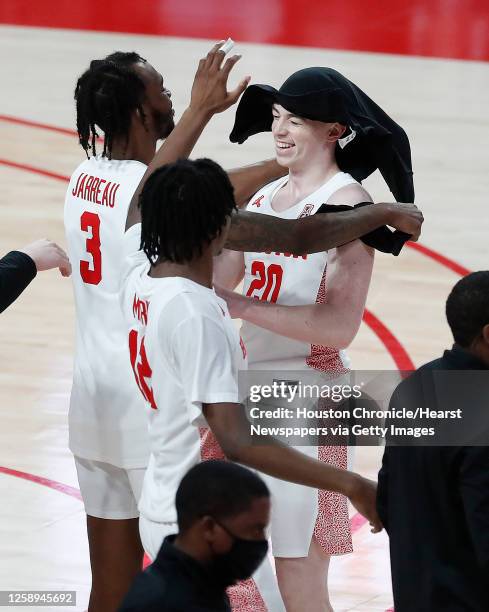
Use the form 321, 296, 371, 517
122, 156, 385, 612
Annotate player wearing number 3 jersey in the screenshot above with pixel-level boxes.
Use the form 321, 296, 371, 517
63, 51, 175, 612
65, 157, 148, 468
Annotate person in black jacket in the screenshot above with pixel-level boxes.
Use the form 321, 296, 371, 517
119, 460, 271, 612
377, 271, 489, 612
0, 238, 71, 313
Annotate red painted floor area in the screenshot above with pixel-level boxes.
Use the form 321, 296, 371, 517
1, 0, 489, 62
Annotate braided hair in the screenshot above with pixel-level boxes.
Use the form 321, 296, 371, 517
74, 51, 147, 158
140, 158, 237, 264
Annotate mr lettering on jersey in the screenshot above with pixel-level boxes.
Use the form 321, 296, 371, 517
133, 294, 149, 325
72, 173, 120, 208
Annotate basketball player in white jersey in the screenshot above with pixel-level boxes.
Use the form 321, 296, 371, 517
66, 42, 421, 610
121, 153, 388, 611
214, 68, 419, 611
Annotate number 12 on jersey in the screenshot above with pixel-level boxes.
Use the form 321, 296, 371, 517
246, 261, 283, 302
128, 329, 157, 410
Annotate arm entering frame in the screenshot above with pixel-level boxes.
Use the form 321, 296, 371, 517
225, 203, 423, 255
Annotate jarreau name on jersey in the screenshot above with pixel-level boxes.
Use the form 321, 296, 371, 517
72, 172, 120, 208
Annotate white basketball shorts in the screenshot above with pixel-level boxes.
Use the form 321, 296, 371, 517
74, 456, 146, 520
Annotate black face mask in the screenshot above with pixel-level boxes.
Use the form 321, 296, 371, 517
211, 519, 269, 586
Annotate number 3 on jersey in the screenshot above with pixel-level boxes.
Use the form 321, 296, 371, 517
246, 261, 283, 302
80, 211, 102, 285
128, 330, 157, 409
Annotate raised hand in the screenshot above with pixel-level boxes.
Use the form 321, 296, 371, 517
189, 41, 250, 116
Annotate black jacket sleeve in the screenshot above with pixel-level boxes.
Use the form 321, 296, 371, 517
0, 251, 37, 314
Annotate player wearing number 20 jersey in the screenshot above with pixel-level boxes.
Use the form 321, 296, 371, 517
64, 156, 149, 469
242, 172, 356, 372
240, 171, 361, 560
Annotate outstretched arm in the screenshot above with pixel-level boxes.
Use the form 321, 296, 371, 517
0, 239, 71, 314
125, 42, 249, 231
225, 202, 423, 254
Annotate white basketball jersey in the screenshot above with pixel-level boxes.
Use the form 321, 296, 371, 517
242, 172, 358, 373
121, 225, 248, 523
64, 156, 149, 468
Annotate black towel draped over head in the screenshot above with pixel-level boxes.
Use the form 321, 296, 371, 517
230, 67, 415, 255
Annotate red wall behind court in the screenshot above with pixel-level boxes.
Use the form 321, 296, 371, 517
1, 0, 488, 61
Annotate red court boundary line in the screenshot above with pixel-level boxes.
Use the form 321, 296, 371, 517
406, 241, 471, 277
0, 466, 152, 566
362, 310, 414, 371
0, 466, 82, 500
0, 114, 76, 137
0, 158, 69, 182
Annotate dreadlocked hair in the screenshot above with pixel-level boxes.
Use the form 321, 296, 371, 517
140, 158, 237, 264
74, 51, 147, 158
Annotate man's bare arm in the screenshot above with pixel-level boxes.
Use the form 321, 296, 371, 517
227, 159, 285, 208
225, 203, 423, 254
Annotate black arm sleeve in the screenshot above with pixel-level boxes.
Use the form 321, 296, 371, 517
0, 251, 37, 314
317, 202, 411, 255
